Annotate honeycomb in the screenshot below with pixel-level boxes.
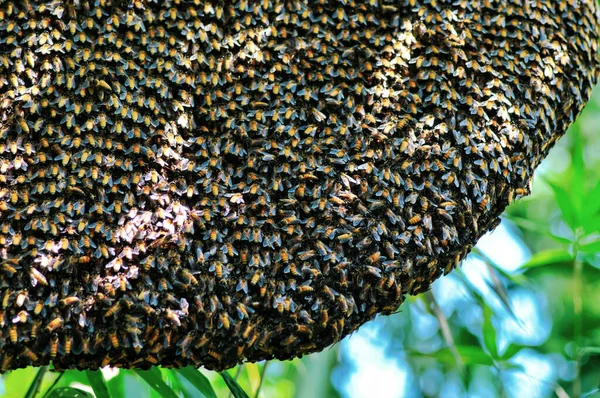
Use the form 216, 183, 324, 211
0, 0, 598, 371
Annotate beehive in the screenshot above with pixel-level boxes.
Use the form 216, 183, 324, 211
0, 0, 598, 372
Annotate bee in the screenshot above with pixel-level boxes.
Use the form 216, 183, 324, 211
250, 271, 262, 286
367, 252, 381, 264
1, 353, 13, 372
219, 312, 231, 329
45, 317, 64, 333
29, 267, 48, 286
408, 214, 422, 225
104, 300, 121, 319
9, 325, 17, 343
65, 334, 73, 355
320, 310, 329, 328
109, 329, 119, 348
60, 297, 80, 307
50, 335, 59, 358
166, 309, 181, 327
210, 261, 223, 278
297, 284, 314, 293
23, 347, 39, 362
81, 335, 91, 355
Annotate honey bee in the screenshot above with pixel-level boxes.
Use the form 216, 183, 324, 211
109, 330, 119, 348
9, 325, 17, 343
45, 317, 64, 333
104, 302, 120, 318
65, 334, 73, 355
23, 347, 39, 362
60, 297, 80, 307
166, 309, 181, 327
29, 267, 48, 286
367, 252, 381, 264
207, 350, 222, 360
1, 353, 13, 372
219, 312, 231, 329
50, 335, 59, 358
250, 271, 262, 286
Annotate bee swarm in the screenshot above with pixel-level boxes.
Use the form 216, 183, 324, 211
0, 0, 598, 372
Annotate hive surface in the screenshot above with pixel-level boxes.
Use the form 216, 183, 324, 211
0, 0, 598, 371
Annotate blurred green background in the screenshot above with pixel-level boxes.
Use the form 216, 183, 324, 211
4, 67, 600, 398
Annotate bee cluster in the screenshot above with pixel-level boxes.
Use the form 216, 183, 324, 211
0, 0, 598, 372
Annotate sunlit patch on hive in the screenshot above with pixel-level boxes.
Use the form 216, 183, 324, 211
0, 0, 598, 372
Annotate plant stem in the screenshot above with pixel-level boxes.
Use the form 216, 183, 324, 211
24, 366, 48, 398
254, 362, 269, 398
426, 292, 463, 372
573, 256, 583, 398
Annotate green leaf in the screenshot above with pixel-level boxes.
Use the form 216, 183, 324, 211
578, 346, 600, 355
521, 248, 572, 270
175, 367, 217, 398
480, 260, 521, 324
583, 181, 600, 218
220, 371, 250, 398
25, 366, 49, 398
46, 388, 93, 398
579, 239, 600, 253
425, 292, 463, 370
85, 370, 112, 398
482, 305, 498, 359
135, 368, 179, 398
582, 214, 600, 236
570, 127, 585, 217
419, 346, 495, 367
503, 216, 572, 244
545, 179, 579, 230
500, 344, 524, 361
499, 363, 526, 372
582, 388, 600, 398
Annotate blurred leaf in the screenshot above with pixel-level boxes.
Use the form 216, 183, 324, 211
582, 214, 600, 235
582, 388, 600, 398
415, 346, 494, 367
426, 292, 463, 370
499, 363, 526, 372
521, 248, 572, 270
45, 388, 93, 398
578, 346, 600, 355
579, 239, 600, 253
85, 371, 111, 398
244, 363, 260, 393
42, 372, 65, 398
480, 260, 521, 324
220, 371, 250, 398
134, 368, 178, 398
503, 216, 572, 244
583, 181, 600, 218
175, 367, 217, 398
482, 305, 498, 359
545, 179, 579, 230
472, 247, 528, 286
25, 366, 49, 398
254, 362, 269, 398
570, 127, 585, 217
500, 344, 525, 361
295, 346, 341, 398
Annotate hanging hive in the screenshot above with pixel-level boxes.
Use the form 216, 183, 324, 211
0, 0, 598, 372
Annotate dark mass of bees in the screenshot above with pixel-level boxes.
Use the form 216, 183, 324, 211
0, 0, 598, 372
